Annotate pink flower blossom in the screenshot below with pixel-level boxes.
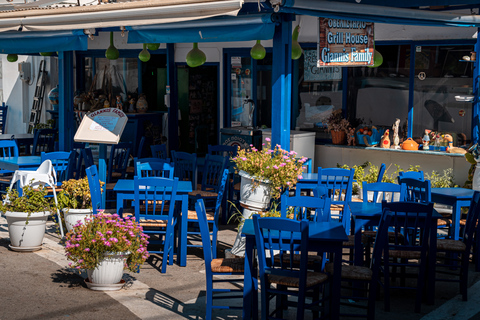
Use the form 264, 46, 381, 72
265, 137, 271, 142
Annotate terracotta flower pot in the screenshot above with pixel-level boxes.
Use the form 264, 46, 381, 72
331, 130, 346, 145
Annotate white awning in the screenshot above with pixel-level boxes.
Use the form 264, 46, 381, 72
0, 0, 244, 32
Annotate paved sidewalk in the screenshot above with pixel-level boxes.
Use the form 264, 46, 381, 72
2, 216, 480, 320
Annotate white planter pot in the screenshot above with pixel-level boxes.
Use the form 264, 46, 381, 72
238, 170, 272, 212
5, 211, 49, 251
87, 252, 129, 287
64, 208, 93, 232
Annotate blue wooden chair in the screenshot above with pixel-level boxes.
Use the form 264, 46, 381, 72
151, 144, 168, 159
32, 128, 57, 155
435, 190, 480, 301
381, 201, 435, 313
397, 170, 425, 183
171, 150, 197, 187
325, 208, 392, 319
362, 181, 402, 203
81, 147, 94, 169
253, 215, 329, 319
207, 144, 238, 157
71, 142, 86, 178
41, 151, 74, 185
134, 176, 179, 273
281, 185, 331, 222
318, 167, 355, 233
195, 198, 244, 319
107, 142, 132, 183
0, 140, 19, 192
377, 163, 386, 182
136, 160, 174, 178
400, 178, 431, 203
86, 165, 102, 214
0, 103, 8, 134
187, 168, 229, 259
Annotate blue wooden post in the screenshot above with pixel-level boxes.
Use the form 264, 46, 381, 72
407, 43, 416, 138
58, 51, 74, 152
473, 27, 480, 144
167, 43, 179, 151
271, 15, 293, 150
99, 144, 107, 209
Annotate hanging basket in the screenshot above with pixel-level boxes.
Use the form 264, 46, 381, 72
331, 130, 346, 145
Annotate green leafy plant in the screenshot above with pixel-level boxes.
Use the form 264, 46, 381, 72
57, 177, 104, 210
232, 138, 307, 199
0, 184, 56, 224
64, 213, 150, 272
425, 168, 457, 188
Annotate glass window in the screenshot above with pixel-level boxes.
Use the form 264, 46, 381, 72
296, 49, 343, 129
413, 45, 473, 144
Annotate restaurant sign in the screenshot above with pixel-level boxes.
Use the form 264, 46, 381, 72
317, 18, 374, 67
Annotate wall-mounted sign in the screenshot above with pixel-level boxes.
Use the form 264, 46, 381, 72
304, 50, 342, 81
74, 108, 128, 144
317, 18, 374, 67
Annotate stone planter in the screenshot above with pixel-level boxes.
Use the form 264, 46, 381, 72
64, 208, 93, 232
5, 211, 49, 251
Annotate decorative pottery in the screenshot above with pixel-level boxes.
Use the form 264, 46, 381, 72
63, 208, 93, 232
250, 40, 266, 60
7, 54, 18, 62
231, 170, 272, 256
147, 43, 160, 51
138, 43, 151, 62
291, 26, 303, 60
186, 43, 206, 67
105, 31, 119, 60
48, 85, 59, 111
401, 137, 419, 151
331, 130, 346, 145
136, 95, 148, 113
5, 211, 49, 251
86, 252, 129, 288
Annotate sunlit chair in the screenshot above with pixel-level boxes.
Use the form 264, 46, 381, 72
195, 198, 244, 319
86, 165, 102, 214
136, 160, 174, 178
134, 176, 179, 273
253, 215, 329, 319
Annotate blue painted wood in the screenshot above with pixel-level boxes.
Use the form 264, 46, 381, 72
408, 43, 415, 138
473, 27, 480, 144
58, 51, 74, 152
167, 43, 179, 151
86, 165, 102, 214
271, 16, 292, 150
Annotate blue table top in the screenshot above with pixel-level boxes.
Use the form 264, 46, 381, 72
113, 179, 193, 193
431, 187, 476, 199
241, 218, 348, 242
0, 156, 41, 171
349, 201, 441, 218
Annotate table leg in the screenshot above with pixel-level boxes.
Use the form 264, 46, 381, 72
177, 194, 188, 267
243, 236, 256, 320
452, 202, 460, 240
116, 193, 125, 214
330, 246, 341, 320
427, 223, 437, 305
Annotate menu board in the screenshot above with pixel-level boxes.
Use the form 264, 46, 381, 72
317, 18, 374, 67
74, 108, 128, 144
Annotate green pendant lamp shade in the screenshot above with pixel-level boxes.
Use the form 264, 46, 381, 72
138, 43, 151, 62
7, 54, 18, 62
147, 43, 160, 51
105, 32, 120, 60
186, 43, 206, 67
39, 52, 53, 56
250, 40, 266, 60
368, 49, 383, 68
292, 25, 303, 60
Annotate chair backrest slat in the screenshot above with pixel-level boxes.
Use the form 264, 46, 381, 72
86, 165, 103, 214
172, 151, 197, 187
136, 160, 174, 178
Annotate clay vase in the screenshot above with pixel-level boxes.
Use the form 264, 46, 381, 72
136, 95, 148, 113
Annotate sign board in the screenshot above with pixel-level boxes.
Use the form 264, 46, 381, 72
317, 18, 374, 67
304, 50, 342, 81
74, 108, 128, 144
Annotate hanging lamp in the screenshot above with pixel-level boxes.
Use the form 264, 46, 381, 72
291, 25, 303, 60
105, 32, 119, 60
250, 40, 266, 60
368, 43, 383, 68
39, 52, 53, 56
186, 43, 206, 67
147, 43, 160, 51
138, 43, 151, 62
7, 54, 18, 62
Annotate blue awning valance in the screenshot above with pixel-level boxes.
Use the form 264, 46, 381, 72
127, 14, 276, 43
0, 30, 88, 54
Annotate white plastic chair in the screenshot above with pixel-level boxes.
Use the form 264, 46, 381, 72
6, 160, 64, 237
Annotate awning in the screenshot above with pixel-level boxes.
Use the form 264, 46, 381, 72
277, 0, 480, 27
0, 0, 243, 32
0, 30, 87, 54
127, 14, 276, 43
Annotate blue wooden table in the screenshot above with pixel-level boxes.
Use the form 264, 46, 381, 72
431, 187, 476, 240
348, 201, 440, 305
241, 218, 347, 320
113, 179, 193, 267
0, 155, 41, 171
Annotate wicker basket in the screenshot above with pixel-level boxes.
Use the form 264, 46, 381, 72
331, 130, 346, 145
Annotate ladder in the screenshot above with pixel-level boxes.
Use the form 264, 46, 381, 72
27, 60, 47, 134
